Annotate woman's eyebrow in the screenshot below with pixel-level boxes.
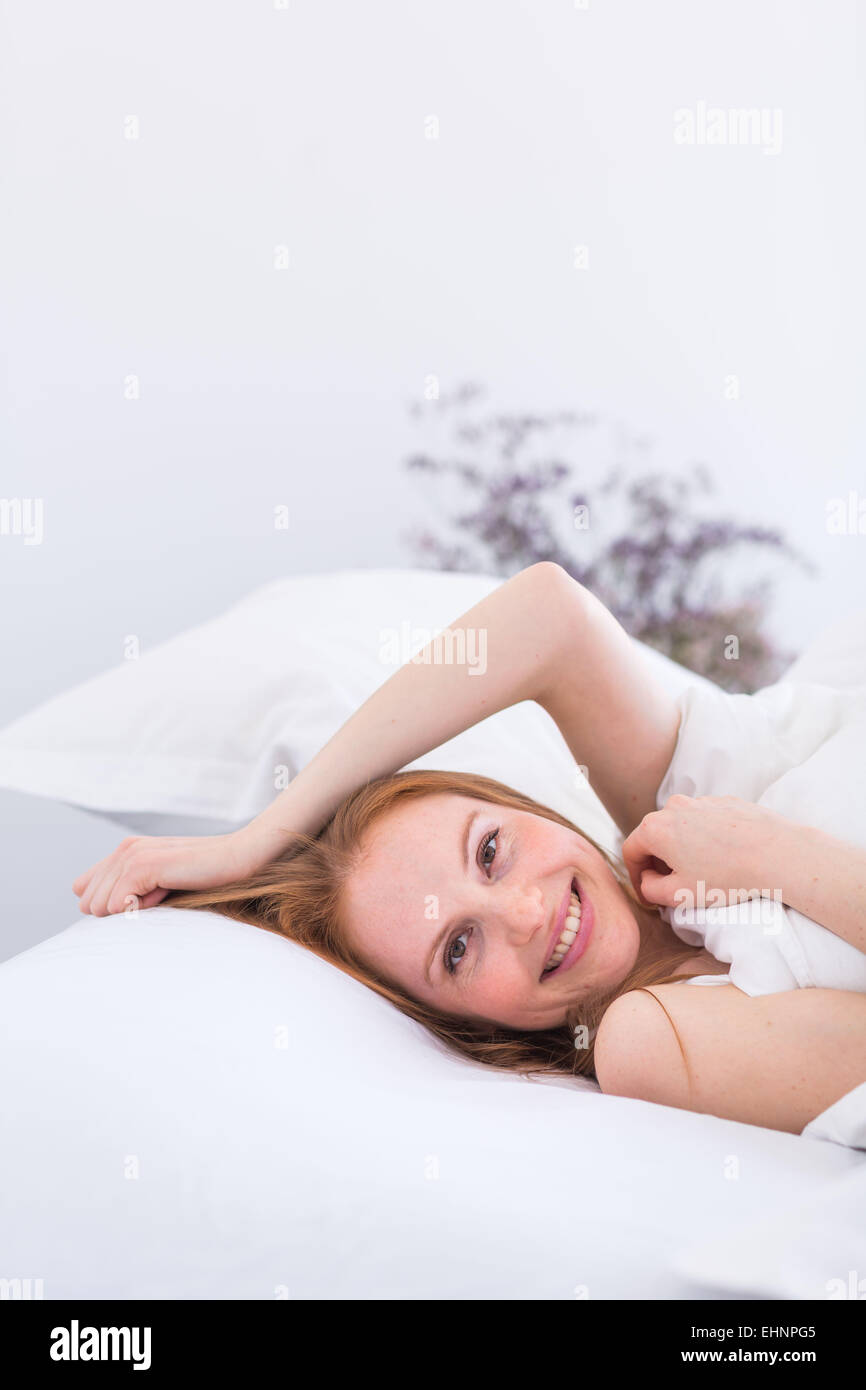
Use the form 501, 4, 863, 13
423, 808, 479, 985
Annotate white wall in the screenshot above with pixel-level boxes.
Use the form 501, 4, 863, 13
2, 0, 865, 953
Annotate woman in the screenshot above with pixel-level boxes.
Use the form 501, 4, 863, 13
72, 562, 866, 1136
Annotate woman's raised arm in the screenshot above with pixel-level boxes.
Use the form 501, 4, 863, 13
73, 564, 575, 914
248, 561, 679, 852
73, 561, 680, 915
246, 561, 577, 853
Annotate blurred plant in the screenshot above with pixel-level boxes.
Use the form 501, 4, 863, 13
402, 383, 815, 692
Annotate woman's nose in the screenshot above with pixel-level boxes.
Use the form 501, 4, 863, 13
499, 886, 546, 945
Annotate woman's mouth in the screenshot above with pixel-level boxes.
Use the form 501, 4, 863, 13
540, 878, 594, 981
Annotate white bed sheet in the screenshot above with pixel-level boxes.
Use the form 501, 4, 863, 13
0, 906, 863, 1300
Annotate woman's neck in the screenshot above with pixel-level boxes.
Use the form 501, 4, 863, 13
635, 900, 673, 949
634, 898, 725, 975
634, 898, 701, 960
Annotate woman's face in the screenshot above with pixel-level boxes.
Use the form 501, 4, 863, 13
340, 793, 645, 1030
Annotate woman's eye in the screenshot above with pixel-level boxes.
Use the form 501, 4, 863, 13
445, 930, 470, 975
479, 827, 500, 872
444, 828, 501, 975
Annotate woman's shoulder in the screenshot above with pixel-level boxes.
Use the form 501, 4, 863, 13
593, 980, 744, 1112
594, 981, 866, 1134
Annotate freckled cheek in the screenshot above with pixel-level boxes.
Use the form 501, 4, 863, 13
599, 913, 640, 980
475, 966, 528, 1012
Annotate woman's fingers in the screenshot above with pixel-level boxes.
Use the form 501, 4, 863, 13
75, 838, 140, 913
73, 830, 264, 918
79, 871, 167, 918
72, 863, 100, 896
622, 812, 677, 904
76, 840, 144, 916
639, 866, 679, 908
621, 819, 658, 902
77, 867, 108, 915
86, 864, 127, 918
77, 863, 116, 915
104, 856, 164, 915
135, 888, 169, 910
76, 839, 195, 915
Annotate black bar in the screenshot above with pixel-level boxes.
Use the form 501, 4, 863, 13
3, 1297, 861, 1375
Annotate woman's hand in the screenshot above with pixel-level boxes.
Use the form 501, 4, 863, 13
620, 793, 790, 910
72, 827, 276, 917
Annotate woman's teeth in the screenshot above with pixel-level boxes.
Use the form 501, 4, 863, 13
543, 887, 582, 973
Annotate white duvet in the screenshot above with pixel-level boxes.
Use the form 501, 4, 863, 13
654, 605, 866, 1148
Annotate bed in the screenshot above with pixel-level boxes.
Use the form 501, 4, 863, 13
1, 567, 864, 1299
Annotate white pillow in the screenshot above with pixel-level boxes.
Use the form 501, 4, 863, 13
1, 905, 862, 1300
0, 567, 714, 848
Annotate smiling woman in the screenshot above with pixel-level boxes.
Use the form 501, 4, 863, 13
334, 784, 681, 1033
67, 562, 739, 1078
70, 562, 866, 1132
